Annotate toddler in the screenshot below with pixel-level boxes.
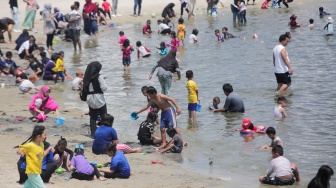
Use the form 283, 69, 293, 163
189, 29, 199, 43
222, 27, 236, 39
177, 18, 186, 45
308, 18, 315, 29
72, 70, 84, 90
209, 96, 220, 110
289, 14, 301, 27
53, 137, 74, 171
157, 42, 168, 56
19, 74, 39, 94
170, 31, 180, 51
274, 96, 287, 120
155, 128, 184, 154
69, 5, 80, 30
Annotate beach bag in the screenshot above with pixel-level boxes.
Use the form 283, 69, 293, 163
79, 88, 88, 101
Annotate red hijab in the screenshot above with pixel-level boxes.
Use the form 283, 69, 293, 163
83, 0, 98, 18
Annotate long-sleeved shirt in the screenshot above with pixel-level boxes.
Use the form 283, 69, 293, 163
86, 75, 107, 109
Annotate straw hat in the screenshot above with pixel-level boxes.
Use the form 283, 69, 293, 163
327, 17, 334, 23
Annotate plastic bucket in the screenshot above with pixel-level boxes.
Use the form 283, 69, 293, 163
56, 116, 65, 126
109, 22, 115, 28
196, 100, 202, 112
130, 112, 139, 120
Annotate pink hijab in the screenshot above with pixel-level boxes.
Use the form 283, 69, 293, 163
38, 85, 50, 102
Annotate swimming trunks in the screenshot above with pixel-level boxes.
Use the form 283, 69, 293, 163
160, 107, 177, 129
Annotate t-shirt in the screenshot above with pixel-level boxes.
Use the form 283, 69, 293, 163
54, 58, 64, 72
18, 40, 30, 54
0, 17, 15, 30
138, 121, 155, 142
20, 80, 35, 89
186, 80, 198, 103
118, 35, 127, 44
122, 46, 134, 58
266, 156, 293, 177
102, 1, 110, 12
72, 77, 83, 90
270, 136, 282, 147
19, 142, 44, 174
70, 155, 94, 175
173, 134, 183, 150
177, 24, 186, 37
137, 46, 150, 57
110, 151, 131, 177
189, 34, 198, 43
223, 32, 235, 39
43, 61, 56, 80
92, 126, 118, 154
223, 92, 245, 112
171, 38, 179, 51
143, 24, 152, 34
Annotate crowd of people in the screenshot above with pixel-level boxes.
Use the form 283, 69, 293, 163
0, 0, 332, 187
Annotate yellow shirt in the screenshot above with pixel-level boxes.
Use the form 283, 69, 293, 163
177, 24, 186, 38
186, 80, 198, 103
19, 142, 44, 174
54, 59, 64, 72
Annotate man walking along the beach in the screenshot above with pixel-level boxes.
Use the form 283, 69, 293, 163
273, 34, 293, 92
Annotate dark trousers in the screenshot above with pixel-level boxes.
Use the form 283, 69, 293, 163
71, 164, 102, 180
134, 0, 142, 15
18, 160, 58, 184
278, 0, 291, 8
160, 28, 171, 35
180, 2, 189, 16
104, 172, 129, 179
46, 34, 54, 49
89, 104, 107, 137
55, 71, 65, 83
106, 11, 111, 19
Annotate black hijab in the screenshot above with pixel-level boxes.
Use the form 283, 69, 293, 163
157, 49, 179, 73
162, 3, 175, 18
83, 61, 102, 88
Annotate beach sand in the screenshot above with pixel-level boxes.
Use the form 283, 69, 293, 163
0, 0, 229, 187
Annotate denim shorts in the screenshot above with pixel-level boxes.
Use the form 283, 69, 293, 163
122, 57, 131, 65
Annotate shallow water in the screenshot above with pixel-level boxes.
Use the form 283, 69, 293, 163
56, 0, 336, 187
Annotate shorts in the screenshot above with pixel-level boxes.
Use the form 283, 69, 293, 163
139, 138, 154, 145
178, 35, 185, 41
171, 145, 182, 153
275, 72, 291, 84
160, 107, 177, 129
116, 144, 132, 153
19, 85, 29, 93
143, 54, 151, 58
122, 57, 131, 65
188, 103, 197, 111
70, 29, 81, 41
262, 169, 296, 185
84, 19, 98, 35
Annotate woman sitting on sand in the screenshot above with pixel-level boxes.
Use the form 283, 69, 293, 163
28, 85, 59, 122
92, 114, 142, 155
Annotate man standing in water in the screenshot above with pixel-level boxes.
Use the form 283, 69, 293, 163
213, 83, 245, 113
273, 34, 293, 92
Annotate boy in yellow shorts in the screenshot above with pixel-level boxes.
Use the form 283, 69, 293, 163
177, 18, 186, 45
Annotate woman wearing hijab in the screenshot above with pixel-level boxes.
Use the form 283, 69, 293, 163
42, 4, 56, 51
15, 29, 29, 50
162, 3, 176, 19
83, 61, 107, 137
308, 165, 334, 188
149, 49, 181, 95
29, 85, 59, 122
83, 0, 99, 38
22, 0, 37, 31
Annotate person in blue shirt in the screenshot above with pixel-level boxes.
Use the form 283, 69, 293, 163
98, 142, 131, 178
17, 141, 57, 184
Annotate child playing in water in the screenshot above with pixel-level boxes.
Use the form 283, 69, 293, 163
136, 41, 151, 60
155, 128, 184, 154
236, 118, 266, 134
157, 42, 168, 56
170, 31, 180, 51
157, 19, 171, 35
260, 127, 282, 150
222, 27, 236, 39
209, 96, 220, 110
118, 31, 127, 45
274, 96, 287, 120
186, 70, 198, 124
137, 112, 162, 145
19, 74, 39, 94
177, 18, 186, 46
16, 125, 53, 188
189, 29, 199, 43
261, 0, 271, 9
319, 7, 330, 18
72, 70, 84, 90
143, 20, 155, 34
70, 145, 106, 181
54, 51, 65, 84
98, 143, 131, 179
259, 145, 301, 185
238, 0, 247, 24
53, 137, 74, 171
29, 85, 59, 122
215, 29, 224, 42
289, 14, 301, 27
121, 39, 134, 72
308, 19, 315, 29
135, 86, 182, 147
324, 17, 334, 36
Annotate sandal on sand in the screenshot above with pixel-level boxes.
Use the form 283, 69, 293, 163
31, 117, 37, 122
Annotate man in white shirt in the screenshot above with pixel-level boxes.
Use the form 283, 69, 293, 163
273, 34, 293, 92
